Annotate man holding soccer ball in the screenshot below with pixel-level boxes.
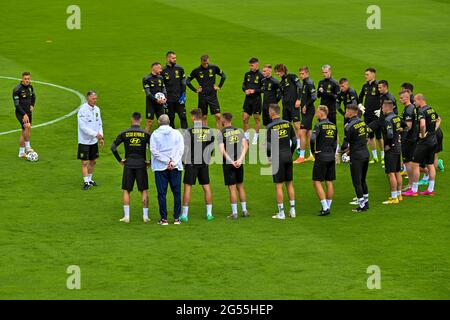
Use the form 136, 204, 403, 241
143, 62, 168, 132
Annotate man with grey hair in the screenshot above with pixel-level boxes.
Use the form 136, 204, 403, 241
150, 114, 184, 225
317, 65, 339, 125
77, 91, 104, 190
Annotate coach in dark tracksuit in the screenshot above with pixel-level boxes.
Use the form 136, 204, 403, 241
317, 66, 339, 125
261, 66, 280, 126
186, 55, 226, 130
341, 104, 370, 213
162, 52, 188, 129
111, 112, 151, 223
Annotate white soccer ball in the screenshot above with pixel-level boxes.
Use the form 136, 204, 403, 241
341, 153, 350, 163
155, 92, 166, 101
27, 151, 39, 162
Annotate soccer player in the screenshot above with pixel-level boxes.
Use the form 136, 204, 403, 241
77, 91, 104, 190
359, 68, 382, 164
368, 100, 403, 204
337, 78, 359, 121
219, 113, 249, 219
261, 64, 280, 127
13, 72, 36, 157
111, 112, 151, 223
378, 80, 398, 115
404, 94, 440, 196
143, 62, 168, 132
266, 104, 297, 219
399, 89, 418, 189
311, 106, 337, 216
273, 64, 302, 155
181, 108, 216, 221
242, 57, 263, 145
294, 66, 317, 163
340, 104, 370, 213
186, 55, 226, 130
162, 51, 188, 129
317, 65, 339, 125
401, 82, 415, 104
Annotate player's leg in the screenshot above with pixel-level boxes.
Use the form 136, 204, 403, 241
237, 183, 248, 217
253, 114, 261, 145
296, 127, 307, 163
202, 184, 214, 220
88, 152, 98, 186
141, 190, 149, 222
227, 184, 238, 219
145, 99, 155, 132
313, 180, 328, 214
285, 180, 296, 217
137, 167, 149, 222
181, 183, 192, 222
177, 102, 188, 129
168, 169, 182, 223
377, 137, 385, 164
243, 111, 250, 140
120, 189, 131, 223
306, 129, 314, 160
16, 112, 26, 156
361, 160, 369, 208
167, 101, 176, 128
272, 182, 286, 219
350, 160, 366, 211
421, 149, 436, 195
326, 181, 334, 209
313, 159, 328, 213
155, 170, 169, 225
214, 113, 222, 131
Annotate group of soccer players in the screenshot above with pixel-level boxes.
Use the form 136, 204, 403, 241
11, 52, 444, 222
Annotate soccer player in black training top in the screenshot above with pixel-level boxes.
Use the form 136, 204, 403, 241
13, 72, 36, 157
378, 80, 398, 115
295, 66, 317, 163
162, 51, 188, 129
242, 57, 263, 145
337, 78, 359, 122
311, 106, 338, 216
181, 108, 216, 222
219, 112, 249, 220
317, 65, 339, 125
359, 68, 382, 164
143, 62, 167, 132
187, 55, 226, 130
368, 100, 403, 204
111, 112, 151, 223
340, 104, 370, 213
405, 94, 441, 197
274, 64, 302, 156
399, 89, 418, 186
261, 64, 280, 127
266, 104, 297, 220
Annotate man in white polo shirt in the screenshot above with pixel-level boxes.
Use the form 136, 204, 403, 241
77, 91, 104, 190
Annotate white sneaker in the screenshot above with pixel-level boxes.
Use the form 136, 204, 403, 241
272, 213, 286, 220
143, 217, 150, 223
289, 211, 296, 218
119, 217, 130, 223
349, 200, 359, 205
18, 152, 26, 158
252, 135, 258, 145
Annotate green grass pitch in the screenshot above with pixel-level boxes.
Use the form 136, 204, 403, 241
0, 0, 449, 299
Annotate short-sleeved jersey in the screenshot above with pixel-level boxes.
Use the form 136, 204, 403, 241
219, 126, 245, 163
266, 118, 297, 159
184, 124, 215, 165
311, 119, 338, 161
417, 105, 439, 146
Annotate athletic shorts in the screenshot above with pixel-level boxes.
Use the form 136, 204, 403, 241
183, 164, 210, 185
312, 159, 336, 181
223, 164, 244, 186
243, 95, 262, 116
272, 158, 293, 183
436, 129, 443, 153
122, 167, 148, 192
146, 99, 167, 120
402, 141, 416, 163
365, 113, 382, 139
198, 92, 220, 115
77, 143, 99, 161
301, 110, 314, 130
413, 143, 436, 166
282, 100, 300, 123
384, 152, 401, 174
16, 111, 32, 129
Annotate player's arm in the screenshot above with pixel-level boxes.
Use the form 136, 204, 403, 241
340, 126, 352, 153
186, 70, 198, 93
30, 85, 36, 110
358, 84, 366, 104
294, 76, 302, 102
336, 93, 345, 116
275, 81, 282, 102
310, 124, 319, 154
242, 73, 248, 92
436, 116, 442, 130
180, 68, 187, 94
12, 87, 26, 116
266, 126, 272, 158
143, 78, 156, 101
111, 134, 124, 163
239, 137, 249, 163
216, 66, 226, 88
385, 121, 394, 148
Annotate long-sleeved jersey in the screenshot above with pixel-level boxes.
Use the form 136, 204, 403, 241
13, 83, 36, 116
186, 64, 226, 95
279, 73, 301, 104
242, 70, 263, 97
317, 78, 339, 113
143, 73, 167, 102
310, 119, 338, 161
359, 80, 379, 114
368, 112, 402, 153
111, 125, 150, 168
337, 87, 359, 115
341, 116, 370, 160
300, 77, 317, 112
262, 76, 280, 107
183, 124, 215, 165
266, 118, 297, 159
162, 64, 186, 102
